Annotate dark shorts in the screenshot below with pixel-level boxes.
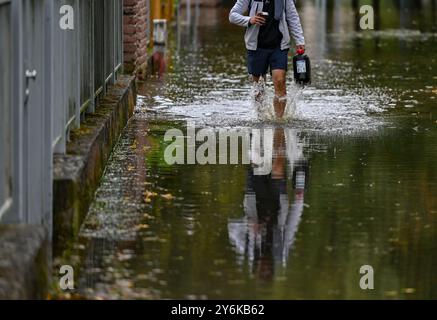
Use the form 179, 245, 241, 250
247, 47, 289, 76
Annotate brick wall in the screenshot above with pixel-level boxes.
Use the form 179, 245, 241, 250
123, 0, 150, 79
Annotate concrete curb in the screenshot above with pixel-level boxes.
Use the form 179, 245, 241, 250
53, 75, 137, 256
0, 225, 49, 299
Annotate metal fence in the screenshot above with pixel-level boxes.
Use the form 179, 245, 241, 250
0, 0, 123, 225
52, 0, 123, 153
0, 0, 13, 222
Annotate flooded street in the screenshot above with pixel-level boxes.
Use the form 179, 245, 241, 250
69, 4, 437, 299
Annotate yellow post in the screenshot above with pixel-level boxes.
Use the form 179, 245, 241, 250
165, 0, 174, 21
150, 0, 162, 20
150, 0, 162, 47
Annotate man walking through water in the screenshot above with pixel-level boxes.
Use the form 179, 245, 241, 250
229, 0, 305, 118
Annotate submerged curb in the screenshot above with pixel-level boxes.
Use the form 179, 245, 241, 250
53, 75, 137, 257
0, 225, 48, 299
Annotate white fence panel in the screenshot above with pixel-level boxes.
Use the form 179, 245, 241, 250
0, 0, 13, 221
0, 0, 124, 226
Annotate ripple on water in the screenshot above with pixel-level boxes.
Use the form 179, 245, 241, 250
331, 29, 437, 42
136, 77, 392, 134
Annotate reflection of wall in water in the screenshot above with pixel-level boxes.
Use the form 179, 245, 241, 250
178, 4, 220, 27
179, 0, 221, 7
300, 0, 436, 34
301, 0, 328, 58
176, 4, 221, 52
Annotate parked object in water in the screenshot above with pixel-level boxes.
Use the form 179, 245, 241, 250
293, 49, 311, 86
153, 19, 167, 46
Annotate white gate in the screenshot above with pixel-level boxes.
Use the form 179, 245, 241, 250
0, 0, 123, 229
0, 0, 13, 222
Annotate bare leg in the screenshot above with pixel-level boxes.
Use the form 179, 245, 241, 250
271, 128, 286, 180
272, 69, 287, 119
252, 75, 265, 102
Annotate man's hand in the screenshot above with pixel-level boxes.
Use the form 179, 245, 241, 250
249, 13, 266, 26
296, 45, 306, 53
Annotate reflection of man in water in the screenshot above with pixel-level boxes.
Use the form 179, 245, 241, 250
228, 128, 308, 281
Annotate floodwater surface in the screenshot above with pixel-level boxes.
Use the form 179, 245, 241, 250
65, 3, 437, 299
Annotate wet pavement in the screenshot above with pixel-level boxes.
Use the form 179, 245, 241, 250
64, 4, 437, 299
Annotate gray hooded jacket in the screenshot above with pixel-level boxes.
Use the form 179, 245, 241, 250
229, 0, 305, 51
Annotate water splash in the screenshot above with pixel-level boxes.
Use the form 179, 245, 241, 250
252, 77, 303, 122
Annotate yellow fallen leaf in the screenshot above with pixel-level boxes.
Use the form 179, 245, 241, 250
143, 190, 158, 203
144, 191, 157, 198
384, 290, 398, 297
402, 288, 416, 294
135, 224, 149, 230
161, 193, 175, 200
